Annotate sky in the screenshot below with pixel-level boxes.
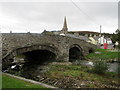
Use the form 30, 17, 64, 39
0, 0, 119, 34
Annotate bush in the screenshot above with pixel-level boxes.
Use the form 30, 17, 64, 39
92, 60, 109, 74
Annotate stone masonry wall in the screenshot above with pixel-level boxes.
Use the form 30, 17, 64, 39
2, 33, 97, 62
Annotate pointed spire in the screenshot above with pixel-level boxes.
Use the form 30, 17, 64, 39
63, 16, 67, 29
61, 16, 68, 34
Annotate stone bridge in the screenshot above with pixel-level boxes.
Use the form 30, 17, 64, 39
2, 33, 97, 67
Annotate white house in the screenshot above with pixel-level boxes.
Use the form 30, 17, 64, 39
98, 35, 112, 45
106, 38, 112, 44
98, 35, 107, 45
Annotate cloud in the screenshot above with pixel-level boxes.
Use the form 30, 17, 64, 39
0, 2, 118, 33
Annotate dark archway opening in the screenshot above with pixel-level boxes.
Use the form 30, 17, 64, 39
69, 47, 83, 62
23, 50, 56, 65
89, 48, 94, 53
11, 50, 56, 79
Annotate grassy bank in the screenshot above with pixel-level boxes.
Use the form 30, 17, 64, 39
3, 64, 119, 88
2, 48, 119, 88
2, 73, 50, 89
86, 49, 119, 61
40, 64, 119, 88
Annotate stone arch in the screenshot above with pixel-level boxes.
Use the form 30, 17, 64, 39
88, 48, 94, 53
69, 44, 84, 62
69, 44, 83, 51
3, 44, 59, 63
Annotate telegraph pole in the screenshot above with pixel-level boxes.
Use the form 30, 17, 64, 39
100, 25, 101, 34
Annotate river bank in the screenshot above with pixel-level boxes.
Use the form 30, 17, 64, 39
2, 49, 120, 88
5, 62, 120, 89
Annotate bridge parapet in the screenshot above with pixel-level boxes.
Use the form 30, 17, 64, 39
2, 33, 97, 65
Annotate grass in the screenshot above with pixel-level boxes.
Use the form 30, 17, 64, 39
43, 64, 119, 88
2, 73, 51, 89
2, 48, 119, 88
46, 64, 118, 80
3, 64, 119, 88
86, 49, 119, 61
0, 74, 2, 89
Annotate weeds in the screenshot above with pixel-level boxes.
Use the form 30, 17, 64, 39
92, 60, 109, 74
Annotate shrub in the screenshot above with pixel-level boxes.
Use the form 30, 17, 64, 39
92, 60, 109, 74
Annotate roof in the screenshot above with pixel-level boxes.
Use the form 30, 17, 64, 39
68, 31, 100, 34
93, 36, 101, 40
79, 35, 90, 41
65, 34, 89, 41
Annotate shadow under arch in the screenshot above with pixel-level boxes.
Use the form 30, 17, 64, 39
2, 44, 60, 79
69, 44, 84, 62
3, 44, 59, 65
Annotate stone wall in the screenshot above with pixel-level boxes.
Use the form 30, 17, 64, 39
2, 33, 97, 63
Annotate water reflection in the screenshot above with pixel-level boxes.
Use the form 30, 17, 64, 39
80, 61, 118, 73
107, 63, 118, 72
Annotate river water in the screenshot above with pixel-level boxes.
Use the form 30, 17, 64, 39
80, 61, 119, 73
107, 62, 118, 72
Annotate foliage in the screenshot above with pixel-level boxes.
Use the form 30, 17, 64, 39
2, 74, 50, 89
105, 72, 118, 78
4, 64, 119, 88
8, 69, 23, 76
111, 29, 120, 47
102, 33, 112, 38
41, 30, 54, 35
86, 49, 119, 61
117, 29, 120, 49
43, 64, 119, 88
111, 33, 117, 44
92, 60, 109, 74
0, 74, 1, 89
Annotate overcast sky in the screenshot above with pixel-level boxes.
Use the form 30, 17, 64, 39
0, 0, 119, 34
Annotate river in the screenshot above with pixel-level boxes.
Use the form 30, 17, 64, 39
80, 61, 119, 73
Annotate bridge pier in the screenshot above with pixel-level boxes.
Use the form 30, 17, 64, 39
56, 45, 69, 62
57, 53, 69, 62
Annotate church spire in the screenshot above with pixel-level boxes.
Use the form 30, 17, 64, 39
63, 16, 67, 29
61, 16, 68, 34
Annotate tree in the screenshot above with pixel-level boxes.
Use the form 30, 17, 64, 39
111, 29, 120, 49
111, 33, 117, 44
111, 29, 120, 43
117, 29, 120, 43
116, 29, 120, 49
